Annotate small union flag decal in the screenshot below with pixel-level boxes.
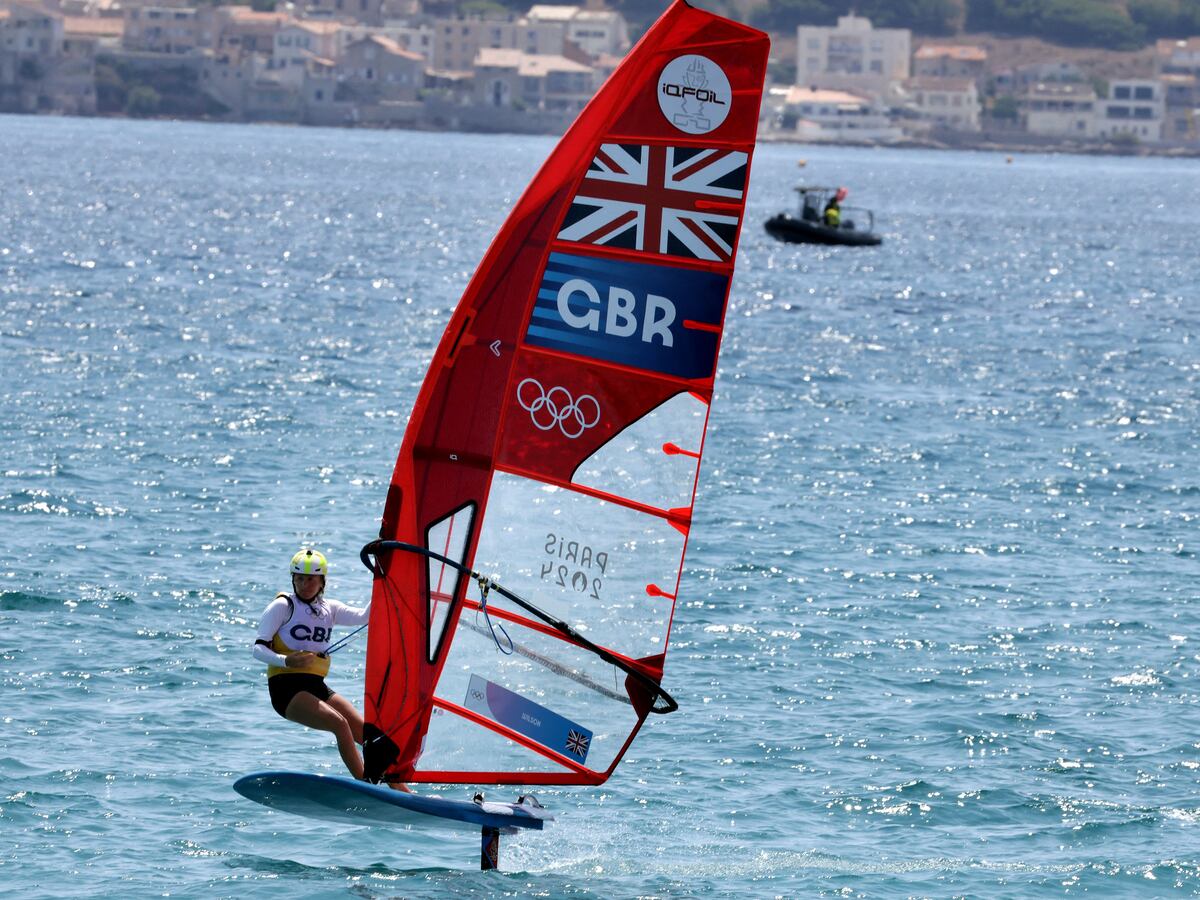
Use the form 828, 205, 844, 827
565, 729, 591, 759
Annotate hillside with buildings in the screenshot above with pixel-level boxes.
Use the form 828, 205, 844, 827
507, 0, 1200, 49
1, 0, 1198, 151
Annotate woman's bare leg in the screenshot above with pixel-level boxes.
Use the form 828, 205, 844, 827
285, 692, 364, 780
318, 693, 410, 791
324, 693, 364, 745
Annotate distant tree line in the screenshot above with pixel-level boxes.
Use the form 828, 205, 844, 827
967, 0, 1200, 48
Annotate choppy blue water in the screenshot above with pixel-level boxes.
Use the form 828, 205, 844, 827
2, 112, 1199, 897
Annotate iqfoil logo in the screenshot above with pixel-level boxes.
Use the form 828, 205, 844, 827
657, 54, 731, 135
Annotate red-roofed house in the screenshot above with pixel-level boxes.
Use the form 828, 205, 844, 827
473, 46, 594, 114
768, 85, 902, 142
913, 44, 987, 82
338, 33, 423, 102
1156, 37, 1200, 76
214, 7, 289, 55
1, 3, 95, 113
270, 20, 340, 85
62, 15, 123, 49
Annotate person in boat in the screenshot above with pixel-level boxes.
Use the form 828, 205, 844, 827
253, 548, 371, 780
823, 194, 841, 228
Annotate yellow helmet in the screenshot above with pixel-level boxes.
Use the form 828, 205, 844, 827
290, 548, 328, 576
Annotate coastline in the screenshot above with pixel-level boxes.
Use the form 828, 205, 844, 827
6, 108, 1200, 159
757, 131, 1200, 159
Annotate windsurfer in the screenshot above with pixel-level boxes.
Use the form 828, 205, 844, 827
252, 548, 372, 781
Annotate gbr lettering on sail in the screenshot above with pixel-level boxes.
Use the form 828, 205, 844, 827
555, 277, 676, 347
526, 252, 728, 380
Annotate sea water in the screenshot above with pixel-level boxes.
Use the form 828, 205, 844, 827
1, 114, 1199, 898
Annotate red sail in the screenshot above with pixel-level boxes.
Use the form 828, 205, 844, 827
363, 0, 769, 786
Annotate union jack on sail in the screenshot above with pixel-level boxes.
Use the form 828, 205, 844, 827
565, 729, 591, 759
557, 143, 747, 262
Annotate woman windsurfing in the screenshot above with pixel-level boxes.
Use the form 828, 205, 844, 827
252, 548, 371, 780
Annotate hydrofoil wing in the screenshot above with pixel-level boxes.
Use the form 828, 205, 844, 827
233, 772, 552, 833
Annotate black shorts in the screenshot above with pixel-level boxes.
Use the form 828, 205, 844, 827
269, 673, 334, 718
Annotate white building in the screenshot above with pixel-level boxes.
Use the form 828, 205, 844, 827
527, 4, 628, 58
199, 48, 264, 115
1160, 73, 1198, 143
339, 33, 423, 101
1095, 78, 1164, 142
1156, 36, 1200, 76
210, 7, 290, 55
902, 76, 980, 132
426, 15, 568, 72
62, 15, 123, 51
269, 20, 340, 86
1019, 82, 1097, 138
796, 15, 910, 102
123, 5, 202, 54
913, 44, 986, 83
1156, 38, 1200, 144
1, 1, 64, 55
338, 22, 432, 61
1, 3, 95, 113
768, 85, 902, 142
473, 46, 594, 113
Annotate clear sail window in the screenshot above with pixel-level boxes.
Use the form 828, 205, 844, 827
426, 502, 476, 661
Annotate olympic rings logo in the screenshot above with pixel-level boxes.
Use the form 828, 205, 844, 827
517, 378, 601, 439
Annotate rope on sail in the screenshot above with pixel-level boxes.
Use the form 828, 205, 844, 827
474, 574, 514, 656
456, 616, 631, 705
325, 623, 367, 655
